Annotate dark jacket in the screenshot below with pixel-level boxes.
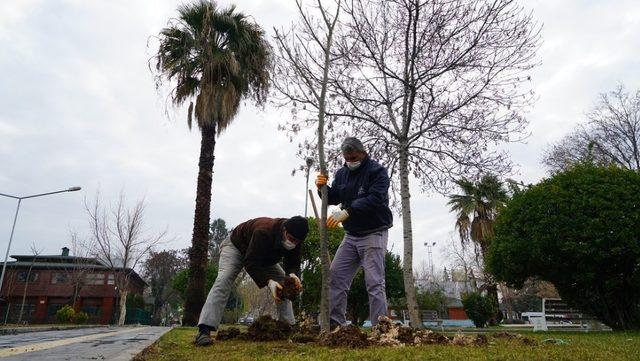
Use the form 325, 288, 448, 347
230, 217, 301, 288
325, 156, 393, 235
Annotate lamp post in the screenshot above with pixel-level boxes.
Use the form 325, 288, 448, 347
0, 187, 82, 297
304, 157, 314, 217
423, 241, 436, 282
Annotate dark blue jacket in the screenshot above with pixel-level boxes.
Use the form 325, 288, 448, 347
326, 156, 393, 235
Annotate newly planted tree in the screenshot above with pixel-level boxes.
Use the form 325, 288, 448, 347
272, 0, 343, 332
154, 0, 271, 325
318, 0, 541, 327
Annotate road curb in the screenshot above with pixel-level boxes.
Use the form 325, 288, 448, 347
0, 324, 110, 335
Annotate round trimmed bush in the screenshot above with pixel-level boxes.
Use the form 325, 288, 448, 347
488, 164, 640, 330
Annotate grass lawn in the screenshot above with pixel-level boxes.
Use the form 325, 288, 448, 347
136, 327, 640, 361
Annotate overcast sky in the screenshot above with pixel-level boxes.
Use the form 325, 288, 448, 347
1, 0, 639, 273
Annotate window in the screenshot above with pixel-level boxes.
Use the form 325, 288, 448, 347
86, 273, 105, 285
107, 273, 115, 285
51, 272, 70, 284
17, 271, 39, 283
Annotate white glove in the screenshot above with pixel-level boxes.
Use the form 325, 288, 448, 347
268, 279, 282, 302
327, 209, 349, 228
288, 273, 302, 290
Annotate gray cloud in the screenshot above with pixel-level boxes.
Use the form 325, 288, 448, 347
1, 0, 639, 273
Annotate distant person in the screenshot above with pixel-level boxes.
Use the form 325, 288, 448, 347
316, 137, 393, 328
194, 216, 308, 346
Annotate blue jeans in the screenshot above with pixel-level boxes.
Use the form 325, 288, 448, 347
329, 230, 388, 326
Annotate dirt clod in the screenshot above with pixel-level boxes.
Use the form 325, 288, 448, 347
246, 315, 293, 341
276, 276, 301, 300
319, 325, 370, 348
215, 327, 242, 341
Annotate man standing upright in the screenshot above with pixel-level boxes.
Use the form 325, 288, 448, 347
316, 137, 393, 327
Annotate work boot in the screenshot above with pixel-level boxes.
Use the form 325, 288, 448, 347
194, 331, 213, 346
194, 324, 215, 346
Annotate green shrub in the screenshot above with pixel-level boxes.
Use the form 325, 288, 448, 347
488, 164, 640, 330
462, 292, 496, 328
73, 311, 89, 324
56, 305, 76, 324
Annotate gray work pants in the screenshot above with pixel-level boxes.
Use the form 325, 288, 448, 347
329, 230, 388, 326
198, 237, 295, 329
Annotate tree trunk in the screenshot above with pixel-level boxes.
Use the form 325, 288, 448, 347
398, 146, 422, 328
317, 120, 331, 332
183, 124, 217, 326
118, 290, 128, 326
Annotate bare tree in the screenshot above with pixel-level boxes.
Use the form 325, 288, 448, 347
305, 0, 539, 327
67, 231, 99, 306
84, 191, 165, 326
17, 243, 42, 324
272, 0, 343, 332
443, 237, 482, 292
543, 85, 640, 173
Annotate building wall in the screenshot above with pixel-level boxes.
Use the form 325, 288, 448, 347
448, 307, 468, 320
0, 267, 145, 324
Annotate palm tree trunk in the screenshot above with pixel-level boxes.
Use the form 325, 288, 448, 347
398, 145, 422, 328
183, 124, 217, 326
478, 244, 501, 324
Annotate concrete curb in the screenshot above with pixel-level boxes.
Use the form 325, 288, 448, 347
0, 324, 110, 335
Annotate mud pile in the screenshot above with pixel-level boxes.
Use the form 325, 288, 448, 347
246, 315, 293, 341
368, 316, 450, 346
211, 315, 535, 349
319, 325, 370, 348
215, 327, 242, 341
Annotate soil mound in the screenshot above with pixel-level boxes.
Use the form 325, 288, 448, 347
319, 325, 370, 348
215, 327, 242, 341
246, 315, 293, 341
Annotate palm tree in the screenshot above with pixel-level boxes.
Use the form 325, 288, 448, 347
448, 174, 508, 258
154, 0, 270, 325
448, 174, 508, 323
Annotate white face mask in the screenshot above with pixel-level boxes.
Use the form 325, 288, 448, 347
283, 239, 296, 250
346, 161, 361, 170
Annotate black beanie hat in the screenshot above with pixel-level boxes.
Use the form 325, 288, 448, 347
283, 216, 309, 241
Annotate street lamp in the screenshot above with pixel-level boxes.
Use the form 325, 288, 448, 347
0, 186, 82, 297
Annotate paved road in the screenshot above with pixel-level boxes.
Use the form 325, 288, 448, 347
0, 326, 170, 360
